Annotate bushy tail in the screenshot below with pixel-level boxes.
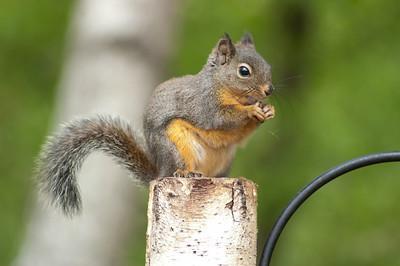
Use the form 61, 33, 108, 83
36, 115, 157, 216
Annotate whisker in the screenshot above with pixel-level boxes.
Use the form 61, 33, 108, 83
277, 74, 303, 83
240, 87, 255, 97
273, 84, 288, 89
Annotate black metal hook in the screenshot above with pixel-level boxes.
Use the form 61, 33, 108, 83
260, 151, 400, 266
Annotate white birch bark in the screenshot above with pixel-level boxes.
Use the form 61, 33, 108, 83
146, 177, 258, 266
14, 0, 177, 265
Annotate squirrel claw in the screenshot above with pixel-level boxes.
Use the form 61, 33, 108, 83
173, 169, 204, 178
190, 171, 204, 177
248, 102, 267, 122
247, 102, 275, 122
263, 104, 275, 120
173, 169, 185, 177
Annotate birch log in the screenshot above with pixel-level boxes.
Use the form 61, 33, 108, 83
146, 177, 257, 266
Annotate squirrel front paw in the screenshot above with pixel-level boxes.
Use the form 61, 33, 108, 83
262, 103, 275, 120
247, 102, 275, 122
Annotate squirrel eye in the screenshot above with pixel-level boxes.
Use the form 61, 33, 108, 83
237, 63, 252, 78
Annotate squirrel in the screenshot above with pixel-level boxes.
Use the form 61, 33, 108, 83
37, 33, 275, 215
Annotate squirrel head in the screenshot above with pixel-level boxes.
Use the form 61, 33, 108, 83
207, 33, 273, 105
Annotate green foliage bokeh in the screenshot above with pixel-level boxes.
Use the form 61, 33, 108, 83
1, 0, 400, 265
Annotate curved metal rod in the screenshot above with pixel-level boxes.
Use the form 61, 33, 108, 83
259, 151, 400, 266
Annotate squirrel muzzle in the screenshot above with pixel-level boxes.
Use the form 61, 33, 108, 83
260, 83, 274, 97
242, 83, 274, 105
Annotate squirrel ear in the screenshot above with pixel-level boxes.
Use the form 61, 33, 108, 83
240, 32, 255, 47
216, 33, 236, 65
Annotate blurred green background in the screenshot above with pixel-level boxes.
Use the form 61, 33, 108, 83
1, 0, 400, 265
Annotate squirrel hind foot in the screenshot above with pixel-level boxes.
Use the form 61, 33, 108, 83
173, 169, 204, 178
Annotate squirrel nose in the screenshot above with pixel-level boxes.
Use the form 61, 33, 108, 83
261, 84, 274, 96
268, 84, 275, 95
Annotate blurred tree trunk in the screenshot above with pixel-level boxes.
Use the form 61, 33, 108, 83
14, 0, 177, 265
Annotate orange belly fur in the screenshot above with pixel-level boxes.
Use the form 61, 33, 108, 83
166, 118, 257, 176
